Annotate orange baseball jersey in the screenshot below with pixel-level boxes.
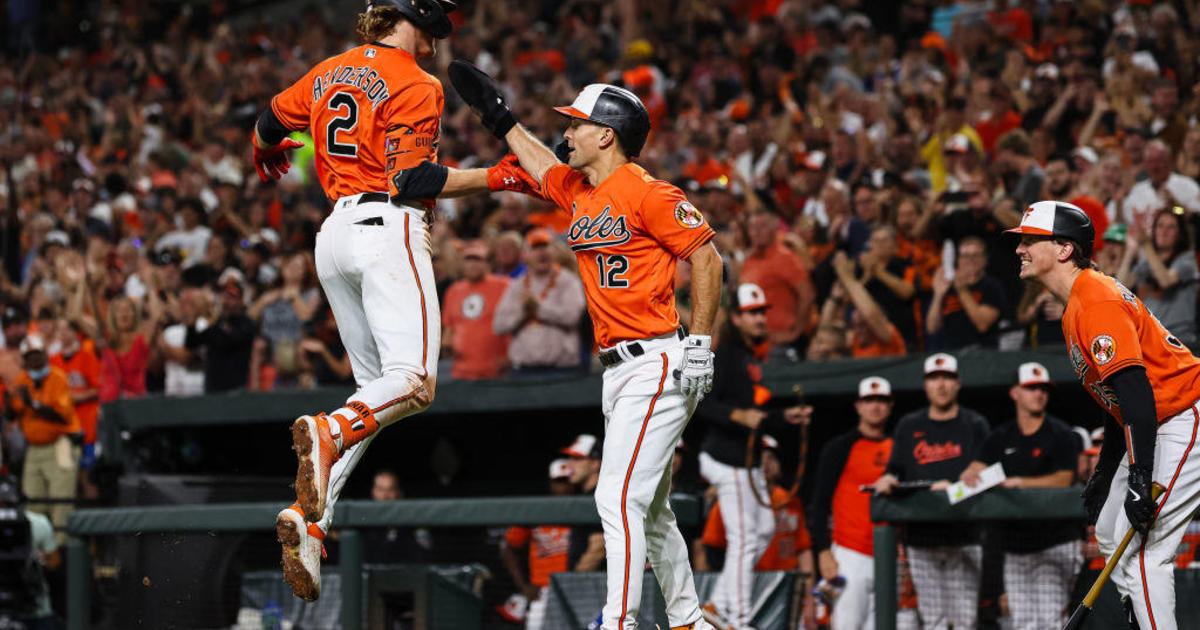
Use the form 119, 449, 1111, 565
539, 162, 715, 348
270, 44, 444, 202
1062, 268, 1200, 424
700, 487, 812, 571
505, 525, 571, 588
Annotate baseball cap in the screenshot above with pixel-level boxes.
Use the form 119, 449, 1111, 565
462, 240, 489, 259
549, 458, 572, 480
800, 150, 827, 171
1004, 200, 1095, 256
41, 230, 70, 251
858, 376, 892, 399
525, 228, 553, 248
1017, 361, 1052, 387
496, 593, 528, 623
924, 352, 959, 377
761, 434, 779, 451
2, 304, 29, 327
72, 178, 95, 193
19, 333, 46, 355
561, 434, 598, 459
1103, 223, 1127, 244
733, 283, 769, 312
1072, 146, 1099, 165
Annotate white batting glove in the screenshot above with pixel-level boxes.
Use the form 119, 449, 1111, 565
680, 335, 714, 398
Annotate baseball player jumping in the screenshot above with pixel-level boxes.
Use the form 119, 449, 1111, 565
1010, 200, 1200, 629
250, 0, 540, 601
389, 63, 724, 629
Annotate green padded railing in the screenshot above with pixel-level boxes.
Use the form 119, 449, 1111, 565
65, 494, 702, 630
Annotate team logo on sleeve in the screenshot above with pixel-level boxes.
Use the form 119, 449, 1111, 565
674, 201, 705, 229
1090, 335, 1116, 365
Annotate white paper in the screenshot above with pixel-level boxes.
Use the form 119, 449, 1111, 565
946, 463, 1007, 505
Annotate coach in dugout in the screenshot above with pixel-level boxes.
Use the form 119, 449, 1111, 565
694, 282, 810, 630
872, 353, 989, 630
959, 362, 1081, 630
806, 375, 894, 630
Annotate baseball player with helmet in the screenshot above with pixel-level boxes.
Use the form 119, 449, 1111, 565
250, 0, 540, 601
389, 63, 724, 630
1009, 200, 1200, 630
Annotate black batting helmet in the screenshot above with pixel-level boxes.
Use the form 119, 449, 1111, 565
366, 0, 457, 39
1005, 200, 1095, 258
553, 84, 652, 157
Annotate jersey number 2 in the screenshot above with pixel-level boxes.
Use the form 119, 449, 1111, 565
326, 93, 358, 157
597, 254, 629, 288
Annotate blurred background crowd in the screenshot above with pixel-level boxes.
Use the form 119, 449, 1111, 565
3, 0, 1200, 626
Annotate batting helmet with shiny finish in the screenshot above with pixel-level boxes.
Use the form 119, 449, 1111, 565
1005, 200, 1095, 258
366, 0, 457, 39
553, 84, 652, 157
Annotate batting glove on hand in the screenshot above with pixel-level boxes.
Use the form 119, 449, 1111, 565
1125, 464, 1156, 534
251, 136, 304, 182
448, 60, 517, 139
1081, 465, 1114, 526
486, 155, 545, 198
680, 335, 714, 398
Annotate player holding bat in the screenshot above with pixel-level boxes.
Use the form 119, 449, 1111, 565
1009, 200, 1200, 630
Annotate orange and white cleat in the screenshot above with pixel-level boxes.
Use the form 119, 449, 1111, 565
700, 602, 734, 630
291, 413, 338, 522
276, 503, 326, 602
670, 617, 717, 630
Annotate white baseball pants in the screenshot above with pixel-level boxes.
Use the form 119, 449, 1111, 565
596, 339, 703, 629
1096, 403, 1200, 630
697, 452, 774, 627
312, 194, 440, 531
1002, 540, 1081, 630
906, 544, 981, 630
830, 544, 875, 630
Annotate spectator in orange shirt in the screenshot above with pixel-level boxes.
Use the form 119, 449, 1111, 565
499, 458, 576, 630
49, 319, 100, 477
442, 241, 511, 380
823, 252, 906, 358
3, 333, 80, 542
682, 135, 731, 187
740, 212, 815, 351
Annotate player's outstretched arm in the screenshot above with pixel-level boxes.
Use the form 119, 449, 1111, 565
389, 156, 545, 204
446, 59, 559, 183
251, 110, 305, 182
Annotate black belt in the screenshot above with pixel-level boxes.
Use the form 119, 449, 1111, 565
598, 328, 685, 368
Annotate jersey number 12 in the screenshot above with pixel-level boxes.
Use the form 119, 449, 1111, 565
597, 254, 629, 289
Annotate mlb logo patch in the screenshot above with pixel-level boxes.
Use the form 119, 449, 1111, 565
365, 48, 376, 58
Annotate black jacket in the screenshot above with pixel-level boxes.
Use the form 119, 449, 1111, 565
694, 332, 790, 468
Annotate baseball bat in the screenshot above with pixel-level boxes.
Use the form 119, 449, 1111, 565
1061, 482, 1166, 630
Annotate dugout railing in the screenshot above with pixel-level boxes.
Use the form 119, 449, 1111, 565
64, 494, 705, 630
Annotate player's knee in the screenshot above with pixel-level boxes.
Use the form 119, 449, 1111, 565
410, 374, 436, 413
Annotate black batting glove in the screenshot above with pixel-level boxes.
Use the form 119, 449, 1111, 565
1124, 464, 1156, 534
448, 60, 517, 139
1081, 465, 1114, 526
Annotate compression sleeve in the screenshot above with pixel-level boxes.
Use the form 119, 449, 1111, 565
1105, 365, 1157, 470
255, 108, 293, 147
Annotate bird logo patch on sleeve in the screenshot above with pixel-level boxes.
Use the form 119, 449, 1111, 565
1091, 335, 1116, 365
674, 201, 705, 229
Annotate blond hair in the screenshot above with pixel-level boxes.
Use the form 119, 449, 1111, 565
356, 7, 403, 43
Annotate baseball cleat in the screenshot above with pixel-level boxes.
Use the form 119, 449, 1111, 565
292, 413, 337, 522
700, 602, 734, 630
276, 504, 326, 602
671, 618, 717, 630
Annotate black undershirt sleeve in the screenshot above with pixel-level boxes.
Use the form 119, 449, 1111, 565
255, 107, 292, 147
806, 434, 853, 552
1104, 365, 1157, 470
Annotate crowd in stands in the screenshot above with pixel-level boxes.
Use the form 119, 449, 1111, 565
3, 0, 1200, 624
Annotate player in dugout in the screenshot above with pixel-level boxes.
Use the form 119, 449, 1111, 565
872, 353, 990, 630
806, 376, 894, 630
692, 282, 811, 630
959, 361, 1082, 630
1010, 200, 1200, 630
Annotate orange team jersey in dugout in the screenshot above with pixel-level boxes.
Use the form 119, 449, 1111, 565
831, 437, 892, 555
505, 525, 570, 588
270, 43, 444, 201
539, 162, 715, 348
1062, 268, 1200, 425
